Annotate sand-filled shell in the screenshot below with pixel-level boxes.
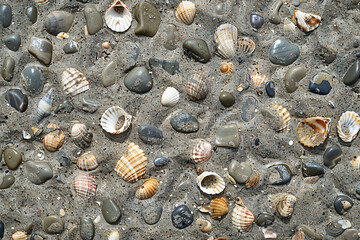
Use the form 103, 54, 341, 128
271, 104, 291, 132
237, 37, 255, 55
105, 0, 132, 32
274, 193, 296, 218
214, 24, 238, 59
291, 229, 305, 240
192, 139, 212, 164
336, 111, 360, 142
77, 152, 98, 171
351, 156, 360, 169
135, 178, 159, 200
220, 62, 234, 74
115, 142, 147, 183
12, 231, 27, 240
298, 117, 331, 147
196, 171, 225, 195
284, 18, 296, 32
36, 88, 53, 123
175, 1, 196, 25
232, 205, 254, 232
252, 73, 269, 87
196, 218, 212, 233
200, 197, 229, 219
293, 10, 321, 32
70, 122, 93, 149
101, 106, 132, 134
44, 129, 65, 152
186, 74, 208, 101
72, 174, 97, 198
108, 231, 120, 240
161, 87, 180, 107
61, 68, 89, 96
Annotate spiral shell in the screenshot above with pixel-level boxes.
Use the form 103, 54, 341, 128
274, 193, 296, 218
232, 205, 254, 232
135, 178, 159, 200
196, 171, 225, 195
161, 87, 180, 107
108, 231, 120, 240
298, 117, 331, 147
186, 73, 208, 101
196, 218, 212, 233
175, 1, 196, 25
61, 68, 89, 96
12, 231, 27, 240
36, 88, 53, 123
200, 197, 229, 219
77, 152, 98, 171
44, 129, 65, 152
70, 122, 93, 149
192, 139, 212, 164
237, 37, 255, 55
284, 18, 296, 32
351, 156, 360, 169
101, 106, 132, 134
336, 111, 360, 142
214, 24, 238, 59
293, 10, 321, 33
220, 62, 234, 74
105, 0, 132, 32
72, 174, 97, 198
291, 228, 305, 240
251, 73, 269, 87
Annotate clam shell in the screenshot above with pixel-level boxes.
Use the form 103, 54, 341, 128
108, 231, 120, 240
101, 106, 132, 134
271, 104, 291, 132
12, 231, 27, 240
186, 73, 208, 101
298, 117, 331, 147
135, 178, 159, 200
252, 73, 269, 87
196, 171, 225, 195
274, 193, 296, 218
196, 218, 212, 233
192, 139, 212, 164
291, 229, 305, 240
200, 197, 229, 219
115, 142, 147, 183
72, 174, 97, 198
175, 1, 196, 25
284, 18, 296, 32
36, 88, 53, 123
70, 122, 93, 149
237, 37, 255, 55
293, 10, 321, 33
214, 24, 238, 59
105, 0, 132, 32
161, 87, 180, 107
337, 111, 360, 142
61, 68, 89, 96
44, 129, 65, 152
232, 205, 254, 232
351, 156, 360, 169
77, 152, 98, 171
220, 62, 234, 74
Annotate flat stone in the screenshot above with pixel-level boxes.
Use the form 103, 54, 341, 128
102, 199, 122, 224
84, 5, 103, 35
334, 195, 353, 215
44, 11, 74, 35
241, 96, 258, 122
269, 38, 300, 66
102, 61, 116, 87
1, 56, 15, 81
142, 206, 163, 225
138, 125, 163, 144
250, 13, 264, 29
149, 58, 179, 75
219, 91, 235, 107
26, 6, 37, 24
343, 61, 360, 86
265, 81, 275, 97
134, 2, 161, 37
228, 160, 252, 183
63, 41, 78, 54
4, 89, 28, 112
255, 212, 275, 227
28, 37, 53, 65
0, 175, 15, 189
124, 66, 152, 93
82, 98, 99, 113
154, 157, 171, 167
24, 161, 53, 185
183, 39, 211, 63
314, 45, 337, 64
171, 205, 193, 229
118, 41, 139, 72
80, 217, 95, 240
343, 229, 359, 240
302, 161, 324, 177
309, 71, 333, 95
4, 148, 22, 170
163, 23, 177, 50
284, 64, 306, 93
170, 113, 199, 133
4, 33, 21, 52
21, 65, 45, 96
215, 124, 240, 148
42, 215, 64, 234
0, 4, 12, 28
323, 146, 342, 169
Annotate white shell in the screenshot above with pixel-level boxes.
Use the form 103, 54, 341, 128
161, 87, 180, 107
175, 1, 196, 25
108, 231, 120, 240
284, 18, 296, 32
232, 205, 254, 232
293, 10, 321, 32
214, 24, 238, 59
105, 0, 132, 32
101, 106, 132, 134
12, 231, 27, 240
36, 88, 53, 123
337, 111, 360, 142
62, 68, 89, 96
263, 229, 277, 239
196, 171, 225, 195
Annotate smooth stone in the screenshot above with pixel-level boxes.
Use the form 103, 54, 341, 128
269, 164, 292, 185
284, 64, 306, 93
4, 89, 28, 112
102, 61, 116, 87
269, 38, 300, 66
1, 56, 15, 81
154, 157, 171, 167
0, 4, 12, 28
356, 182, 360, 200
80, 217, 95, 240
171, 205, 193, 229
183, 39, 211, 63
255, 212, 275, 227
250, 13, 264, 29
228, 160, 253, 183
170, 113, 199, 133
0, 221, 3, 239
84, 5, 103, 35
82, 98, 99, 113
326, 221, 345, 237
299, 225, 324, 240
42, 215, 64, 234
54, 100, 73, 113
21, 65, 44, 95
163, 23, 177, 50
314, 45, 337, 64
138, 125, 163, 144
241, 96, 258, 122
142, 206, 163, 225
4, 34, 21, 52
294, 0, 301, 6
215, 3, 226, 15
63, 41, 78, 54
334, 195, 353, 215
118, 41, 139, 72
354, 40, 359, 48
124, 67, 152, 93
265, 81, 275, 97
302, 161, 324, 177
26, 6, 37, 24
0, 175, 15, 189
57, 151, 71, 167
4, 148, 22, 170
215, 124, 240, 148
44, 11, 74, 35
323, 146, 342, 169
24, 161, 53, 185
134, 2, 161, 37
343, 61, 360, 86
219, 91, 235, 107
268, 0, 283, 24
309, 71, 333, 95
149, 58, 179, 75
102, 199, 122, 224
28, 37, 53, 65
343, 229, 359, 240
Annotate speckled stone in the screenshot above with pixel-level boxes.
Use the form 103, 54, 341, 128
228, 160, 252, 183
343, 229, 359, 240
28, 37, 53, 65
0, 4, 12, 28
24, 161, 53, 185
183, 39, 211, 63
134, 2, 161, 37
154, 157, 171, 167
80, 217, 95, 240
1, 56, 15, 81
102, 199, 122, 224
309, 71, 333, 95
171, 205, 193, 229
268, 0, 283, 24
142, 206, 163, 225
284, 64, 306, 93
219, 91, 235, 107
334, 195, 353, 215
149, 58, 179, 75
314, 45, 337, 64
63, 41, 78, 54
215, 124, 240, 148
0, 175, 15, 189
42, 215, 64, 234
302, 161, 324, 177
44, 11, 74, 35
250, 13, 264, 29
170, 113, 199, 133
138, 125, 163, 144
4, 148, 22, 170
269, 38, 300, 66
124, 67, 153, 93
265, 81, 275, 97
255, 212, 275, 227
102, 61, 116, 87
26, 6, 37, 24
323, 146, 342, 169
84, 5, 103, 35
57, 151, 71, 167
21, 65, 45, 96
343, 61, 360, 86
4, 33, 21, 52
241, 96, 258, 122
4, 89, 28, 112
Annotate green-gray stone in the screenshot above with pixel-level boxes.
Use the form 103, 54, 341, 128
4, 89, 28, 112
302, 161, 324, 177
42, 215, 64, 234
124, 66, 152, 93
134, 2, 161, 37
215, 124, 240, 148
4, 33, 21, 52
255, 212, 275, 227
102, 199, 122, 224
84, 5, 103, 35
28, 37, 53, 65
219, 91, 235, 107
44, 11, 74, 36
269, 38, 300, 66
284, 64, 306, 93
0, 4, 12, 28
4, 148, 22, 170
343, 229, 359, 240
315, 45, 337, 64
163, 23, 177, 50
228, 160, 252, 183
80, 217, 95, 240
149, 58, 179, 75
26, 6, 37, 24
299, 225, 323, 240
24, 161, 53, 185
268, 0, 283, 24
343, 61, 360, 86
183, 39, 211, 63
102, 61, 116, 87
0, 175, 15, 189
21, 65, 45, 96
1, 56, 15, 81
63, 41, 78, 54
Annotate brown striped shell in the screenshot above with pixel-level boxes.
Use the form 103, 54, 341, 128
297, 117, 331, 147
274, 193, 296, 218
62, 68, 89, 96
220, 62, 234, 74
12, 231, 27, 240
135, 178, 159, 200
351, 156, 360, 170
192, 139, 212, 164
186, 74, 208, 101
200, 197, 229, 219
175, 1, 196, 25
196, 218, 212, 233
251, 73, 268, 87
44, 129, 65, 152
72, 174, 97, 198
70, 122, 93, 149
262, 105, 291, 132
237, 37, 255, 55
293, 10, 321, 33
244, 171, 260, 189
232, 205, 254, 232
77, 152, 98, 171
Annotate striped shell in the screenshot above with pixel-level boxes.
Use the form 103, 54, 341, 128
196, 218, 212, 233
108, 231, 120, 240
101, 106, 132, 134
12, 231, 27, 240
44, 129, 65, 152
115, 142, 147, 183
237, 37, 255, 55
284, 18, 296, 32
293, 10, 321, 33
337, 111, 360, 142
220, 62, 234, 74
175, 1, 196, 25
135, 178, 159, 200
105, 0, 132, 32
232, 205, 254, 232
274, 193, 296, 218
200, 197, 229, 219
196, 171, 225, 195
161, 87, 180, 107
77, 152, 98, 171
351, 156, 360, 169
214, 24, 238, 59
70, 122, 93, 149
192, 139, 212, 163
62, 68, 89, 96
252, 73, 269, 87
298, 117, 331, 147
291, 229, 305, 240
36, 88, 53, 123
186, 73, 208, 101
271, 104, 291, 132
72, 174, 97, 198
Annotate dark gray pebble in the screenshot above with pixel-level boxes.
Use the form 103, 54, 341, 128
1, 56, 15, 82
80, 217, 95, 240
265, 81, 275, 97
183, 39, 211, 63
124, 67, 153, 93
170, 113, 199, 133
343, 61, 360, 86
250, 13, 264, 29
269, 38, 300, 66
55, 100, 73, 114
326, 221, 345, 237
255, 212, 274, 227
4, 89, 28, 112
0, 221, 3, 239
63, 41, 78, 54
21, 65, 44, 96
171, 205, 193, 229
142, 206, 163, 225
302, 161, 324, 178
102, 199, 122, 224
28, 37, 53, 65
270, 164, 292, 185
138, 125, 163, 144
4, 34, 21, 52
0, 4, 12, 28
149, 58, 179, 75
323, 146, 342, 169
44, 11, 74, 35
334, 195, 353, 215
219, 91, 235, 107
154, 157, 171, 167
26, 6, 37, 24
57, 151, 71, 167
42, 215, 64, 234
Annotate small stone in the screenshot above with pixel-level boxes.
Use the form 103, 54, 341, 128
149, 58, 179, 75
183, 39, 211, 63
170, 113, 199, 133
57, 151, 71, 167
265, 81, 275, 97
55, 100, 73, 114
250, 13, 264, 29
82, 98, 99, 113
24, 161, 53, 185
354, 40, 359, 48
4, 34, 21, 52
42, 215, 64, 234
102, 61, 116, 87
163, 23, 177, 50
219, 91, 235, 107
294, 0, 301, 6
0, 4, 12, 28
44, 11, 74, 36
124, 66, 153, 93
142, 206, 163, 225
28, 37, 53, 65
268, 0, 283, 24
102, 199, 122, 224
26, 6, 37, 24
0, 175, 15, 189
284, 64, 306, 93
21, 65, 45, 96
0, 221, 3, 239
63, 41, 78, 54
138, 126, 163, 144
255, 212, 275, 227
1, 56, 15, 81
314, 45, 337, 64
215, 124, 240, 148
84, 5, 103, 35
343, 229, 359, 240
80, 217, 95, 240
4, 89, 28, 112
343, 61, 360, 86
269, 38, 300, 66
228, 160, 253, 183
334, 195, 353, 215
241, 96, 258, 122
215, 3, 226, 15
323, 146, 342, 169
4, 148, 22, 170
117, 41, 139, 72
302, 161, 324, 177
309, 71, 333, 95
134, 2, 161, 37
154, 157, 171, 167
171, 205, 193, 229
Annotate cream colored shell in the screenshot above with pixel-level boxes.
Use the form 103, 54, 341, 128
61, 68, 89, 96
196, 171, 225, 195
191, 139, 212, 164
12, 231, 27, 240
298, 117, 331, 147
196, 218, 212, 233
337, 111, 360, 142
293, 10, 321, 32
101, 106, 132, 134
161, 87, 180, 107
175, 1, 196, 25
251, 73, 269, 87
105, 0, 132, 32
232, 205, 254, 232
214, 23, 238, 59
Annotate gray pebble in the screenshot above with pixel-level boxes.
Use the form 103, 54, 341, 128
215, 3, 226, 15
142, 206, 163, 225
44, 11, 74, 36
343, 61, 360, 86
118, 41, 139, 72
241, 96, 258, 122
102, 199, 122, 224
42, 215, 64, 234
0, 4, 12, 28
102, 61, 116, 87
24, 161, 53, 185
57, 151, 71, 167
55, 100, 73, 114
26, 6, 37, 24
255, 212, 275, 227
228, 160, 252, 183
84, 5, 103, 35
4, 33, 21, 52
28, 37, 53, 65
163, 23, 177, 50
215, 124, 240, 148
268, 0, 283, 24
299, 225, 324, 240
323, 146, 342, 169
269, 38, 300, 66
343, 229, 359, 240
63, 41, 78, 54
0, 175, 15, 189
149, 58, 179, 75
154, 157, 171, 167
284, 64, 306, 93
138, 125, 163, 144
21, 65, 45, 96
171, 205, 193, 229
183, 39, 211, 63
314, 45, 337, 64
170, 113, 199, 133
265, 81, 275, 97
124, 66, 153, 93
82, 98, 99, 113
4, 89, 28, 112
4, 147, 22, 170
1, 56, 15, 82
80, 217, 95, 240
302, 161, 324, 177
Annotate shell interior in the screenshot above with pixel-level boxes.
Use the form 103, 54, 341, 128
101, 106, 132, 134
105, 0, 132, 32
298, 117, 331, 147
337, 111, 360, 142
196, 171, 225, 195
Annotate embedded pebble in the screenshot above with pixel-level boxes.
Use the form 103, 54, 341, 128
268, 0, 283, 24
302, 161, 324, 177
134, 2, 161, 37
63, 41, 78, 54
309, 71, 333, 95
149, 58, 179, 75
142, 206, 163, 225
170, 113, 199, 133
314, 45, 337, 64
0, 175, 15, 189
343, 61, 360, 86
24, 161, 53, 185
299, 225, 324, 240
4, 34, 21, 52
154, 157, 171, 167
0, 4, 12, 28
265, 81, 275, 97
138, 125, 163, 144
269, 164, 292, 185
219, 91, 235, 107
26, 6, 37, 24
57, 151, 71, 167
124, 67, 153, 93
228, 160, 252, 183
343, 229, 359, 240
80, 217, 95, 240
255, 212, 275, 227
171, 205, 193, 229
0, 221, 3, 239
269, 38, 300, 66
326, 221, 345, 237
1, 56, 15, 82
4, 89, 28, 112
21, 65, 45, 96
163, 23, 177, 50
215, 124, 239, 148
102, 61, 116, 87
250, 13, 264, 29
42, 215, 64, 234
82, 98, 100, 113
284, 64, 306, 93
28, 37, 53, 65
44, 11, 74, 36
334, 195, 353, 215
118, 41, 139, 72
323, 146, 342, 169
84, 5, 103, 35
241, 96, 258, 122
4, 148, 22, 170
102, 199, 122, 224
183, 39, 211, 63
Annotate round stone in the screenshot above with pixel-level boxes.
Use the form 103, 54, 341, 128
4, 89, 28, 112
343, 229, 359, 240
163, 23, 177, 50
28, 37, 53, 65
171, 205, 193, 229
138, 126, 163, 144
241, 96, 258, 122
255, 212, 275, 227
302, 161, 324, 177
63, 41, 78, 54
323, 146, 342, 169
142, 206, 163, 225
219, 91, 235, 107
334, 195, 353, 215
4, 148, 22, 170
215, 124, 240, 148
42, 215, 64, 234
1, 56, 15, 81
0, 4, 12, 28
134, 2, 161, 37
170, 113, 199, 133
343, 61, 360, 86
79, 217, 95, 240
44, 11, 74, 36
21, 65, 45, 96
84, 5, 103, 35
124, 66, 153, 93
4, 33, 21, 52
309, 71, 333, 95
154, 157, 171, 167
284, 64, 306, 93
250, 13, 264, 29
0, 175, 15, 189
102, 199, 122, 224
26, 6, 37, 24
269, 38, 300, 66
183, 39, 211, 63
265, 81, 275, 97
228, 160, 253, 183
24, 161, 53, 185
354, 40, 359, 48
102, 61, 116, 87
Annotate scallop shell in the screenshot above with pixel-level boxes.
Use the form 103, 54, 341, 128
72, 174, 97, 198
105, 0, 132, 32
214, 24, 238, 59
44, 129, 65, 152
252, 73, 269, 87
115, 142, 147, 183
237, 37, 255, 55
336, 111, 360, 142
135, 178, 159, 200
220, 62, 234, 74
291, 229, 305, 240
175, 1, 196, 25
70, 122, 93, 149
351, 156, 360, 169
232, 205, 254, 232
298, 117, 331, 147
101, 106, 132, 134
274, 193, 296, 218
77, 152, 98, 171
293, 10, 321, 32
284, 18, 296, 32
12, 231, 27, 240
200, 197, 229, 219
270, 104, 291, 132
196, 218, 212, 233
108, 231, 120, 240
196, 171, 225, 195
161, 87, 180, 107
216, 39, 236, 59
192, 139, 212, 164
186, 73, 208, 101
62, 68, 89, 96
36, 88, 53, 123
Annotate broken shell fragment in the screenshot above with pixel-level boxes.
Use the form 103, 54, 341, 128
262, 229, 277, 239
196, 218, 212, 233
108, 231, 120, 240
70, 122, 93, 149
293, 10, 321, 33
192, 139, 212, 164
175, 1, 196, 25
298, 117, 331, 147
196, 171, 225, 195
237, 37, 255, 55
61, 68, 89, 96
161, 87, 180, 107
351, 156, 360, 169
186, 73, 208, 101
337, 111, 360, 142
291, 228, 305, 240
262, 104, 291, 132
274, 193, 296, 218
101, 106, 132, 134
284, 18, 296, 32
200, 197, 229, 219
44, 129, 65, 152
252, 73, 269, 87
105, 0, 132, 32
72, 174, 97, 198
232, 201, 255, 232
135, 178, 159, 200
12, 231, 27, 240
77, 152, 98, 171
220, 62, 234, 74
244, 171, 260, 188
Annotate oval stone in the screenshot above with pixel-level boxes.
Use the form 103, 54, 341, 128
215, 3, 226, 15
4, 89, 28, 112
84, 5, 103, 35
44, 11, 74, 35
26, 6, 37, 24
4, 148, 22, 170
134, 2, 161, 37
42, 215, 64, 234
0, 175, 15, 189
302, 161, 324, 177
21, 65, 45, 95
124, 67, 153, 93
80, 217, 95, 240
142, 206, 163, 225
102, 61, 116, 87
241, 96, 258, 122
138, 126, 163, 144
219, 91, 235, 107
250, 13, 264, 29
269, 38, 300, 66
28, 37, 53, 65
24, 161, 53, 185
343, 61, 360, 86
265, 81, 275, 97
215, 124, 240, 148
163, 23, 177, 51
1, 56, 15, 81
4, 34, 21, 52
171, 205, 193, 229
63, 41, 78, 54
154, 157, 171, 167
334, 195, 353, 215
228, 160, 252, 183
268, 0, 283, 24
309, 71, 333, 95
170, 113, 199, 133
284, 64, 306, 93
0, 4, 12, 28
102, 199, 122, 224
323, 146, 342, 169
255, 212, 275, 227
183, 39, 211, 63
343, 229, 359, 240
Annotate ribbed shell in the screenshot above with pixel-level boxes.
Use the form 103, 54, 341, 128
271, 104, 291, 132
105, 0, 132, 32
62, 68, 89, 96
186, 74, 208, 101
72, 174, 97, 198
44, 129, 65, 152
252, 73, 269, 87
351, 156, 360, 169
108, 231, 120, 240
337, 111, 360, 142
293, 10, 321, 33
196, 218, 212, 233
291, 229, 305, 240
161, 87, 180, 107
237, 37, 255, 55
77, 152, 98, 171
245, 171, 260, 189
135, 178, 159, 200
101, 106, 132, 134
12, 231, 27, 240
284, 18, 296, 32
220, 62, 234, 74
36, 88, 53, 123
214, 24, 238, 59
115, 143, 147, 183
70, 122, 93, 149
200, 197, 229, 219
196, 171, 225, 195
192, 139, 212, 163
274, 193, 296, 218
175, 1, 196, 25
298, 117, 331, 147
232, 205, 254, 232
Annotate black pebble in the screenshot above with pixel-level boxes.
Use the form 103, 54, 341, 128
265, 81, 275, 97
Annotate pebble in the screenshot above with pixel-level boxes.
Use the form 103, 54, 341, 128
215, 124, 240, 148
21, 65, 45, 96
269, 164, 292, 185
219, 91, 235, 107
255, 212, 275, 227
343, 61, 360, 86
138, 125, 163, 144
124, 66, 153, 93
25, 6, 37, 24
334, 195, 353, 215
0, 4, 12, 28
154, 157, 171, 167
63, 40, 78, 54
0, 175, 15, 189
82, 98, 99, 113
84, 5, 103, 35
171, 205, 193, 229
326, 221, 345, 237
163, 23, 177, 50
250, 13, 264, 29
228, 160, 252, 183
134, 2, 161, 37
142, 206, 163, 225
314, 45, 337, 64
294, 0, 301, 6
0, 221, 3, 239
4, 89, 28, 112
44, 11, 74, 36
215, 3, 226, 15
241, 96, 258, 122
302, 161, 324, 177
57, 151, 71, 167
268, 0, 283, 24
265, 81, 275, 97
42, 215, 64, 234
4, 34, 21, 52
299, 225, 324, 240
183, 39, 211, 63
149, 58, 179, 75
284, 64, 306, 93
309, 71, 333, 95
102, 61, 116, 87
118, 41, 139, 72
354, 40, 359, 48
80, 217, 95, 240
269, 38, 300, 66
338, 220, 352, 230
24, 161, 53, 185
55, 100, 73, 114
102, 199, 122, 224
1, 56, 15, 82
4, 148, 22, 170
170, 113, 199, 133
343, 229, 359, 240
28, 37, 53, 65
323, 146, 342, 169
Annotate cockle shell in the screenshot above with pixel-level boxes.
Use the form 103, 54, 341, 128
200, 197, 229, 219
268, 104, 291, 132
284, 18, 296, 32
192, 139, 212, 164
70, 122, 93, 149
186, 73, 208, 101
36, 88, 53, 123
101, 106, 132, 134
77, 152, 98, 171
244, 171, 260, 189
351, 156, 360, 169
61, 68, 89, 96
135, 178, 159, 200
72, 174, 97, 198
337, 111, 360, 142
293, 10, 321, 33
105, 0, 132, 32
252, 73, 269, 87
298, 117, 331, 147
291, 228, 305, 240
232, 205, 255, 232
115, 143, 147, 183
214, 24, 238, 59
108, 231, 120, 240
220, 62, 234, 74
161, 87, 180, 107
44, 129, 65, 152
274, 193, 296, 218
175, 1, 196, 25
12, 231, 27, 240
196, 218, 212, 233
237, 37, 255, 55
196, 171, 225, 195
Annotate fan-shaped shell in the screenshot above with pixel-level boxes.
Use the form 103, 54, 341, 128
216, 39, 236, 59
214, 24, 238, 59
291, 229, 305, 240
232, 205, 254, 232
274, 193, 296, 218
108, 231, 120, 240
175, 1, 196, 25
351, 156, 360, 169
161, 87, 180, 107
101, 106, 132, 134
44, 129, 65, 152
186, 74, 208, 101
70, 122, 93, 149
196, 218, 212, 233
337, 111, 360, 142
284, 18, 296, 32
192, 139, 212, 163
220, 62, 234, 74
298, 117, 331, 147
12, 231, 27, 240
115, 143, 147, 183
270, 104, 291, 132
36, 88, 53, 123
135, 178, 159, 200
61, 68, 89, 96
252, 73, 269, 87
237, 37, 255, 55
105, 0, 132, 32
293, 10, 321, 33
200, 197, 229, 219
72, 174, 97, 198
77, 152, 98, 171
196, 171, 225, 195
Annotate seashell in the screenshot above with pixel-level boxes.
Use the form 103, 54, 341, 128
232, 204, 254, 232
196, 218, 212, 233
12, 231, 27, 240
214, 24, 238, 59
274, 193, 296, 218
161, 87, 180, 107
268, 104, 291, 132
293, 10, 321, 33
70, 122, 93, 149
298, 117, 331, 147
115, 142, 147, 183
220, 62, 234, 74
216, 39, 236, 59
47, 123, 60, 129
135, 178, 159, 200
56, 32, 69, 39
351, 156, 360, 169
61, 68, 89, 96
284, 18, 296, 32
262, 229, 277, 239
44, 129, 65, 152
77, 152, 98, 171
245, 171, 260, 188
72, 174, 96, 198
175, 1, 196, 25
23, 130, 31, 140
192, 139, 212, 164
31, 126, 42, 136
199, 197, 229, 219
251, 73, 269, 87
105, 0, 132, 32
101, 106, 132, 134
36, 88, 53, 123
237, 37, 255, 55
291, 228, 305, 240
186, 73, 208, 101
107, 231, 120, 240
336, 111, 360, 142
196, 171, 225, 195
